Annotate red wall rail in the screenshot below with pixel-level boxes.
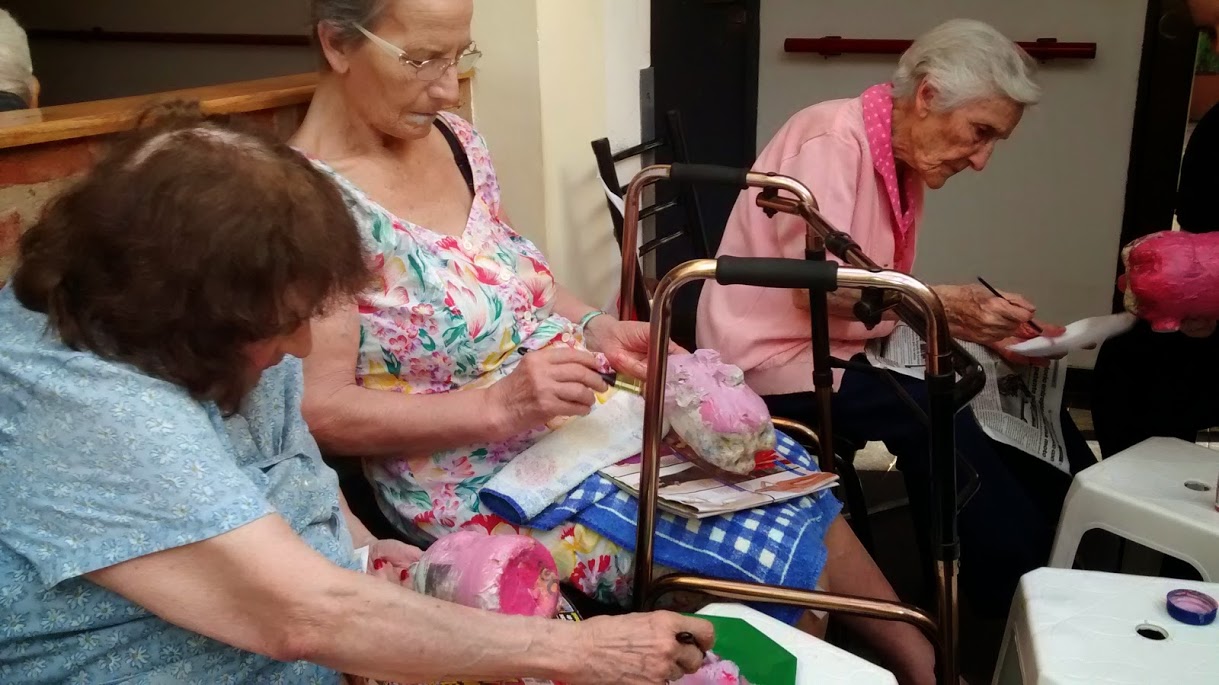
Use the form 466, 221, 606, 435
784, 37, 1096, 60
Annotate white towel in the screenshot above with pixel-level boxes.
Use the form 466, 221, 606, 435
480, 391, 647, 523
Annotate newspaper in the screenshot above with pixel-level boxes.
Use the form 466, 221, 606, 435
865, 324, 1070, 473
600, 439, 839, 518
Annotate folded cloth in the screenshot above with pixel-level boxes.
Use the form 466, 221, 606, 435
480, 430, 841, 624
480, 391, 646, 522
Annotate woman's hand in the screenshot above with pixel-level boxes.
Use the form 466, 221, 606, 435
934, 284, 1040, 345
989, 321, 1067, 368
367, 539, 423, 586
572, 612, 714, 684
582, 316, 685, 380
489, 347, 608, 435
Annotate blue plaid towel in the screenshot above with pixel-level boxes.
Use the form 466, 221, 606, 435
479, 431, 842, 624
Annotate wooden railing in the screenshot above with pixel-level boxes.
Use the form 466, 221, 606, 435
29, 28, 312, 47
0, 71, 473, 281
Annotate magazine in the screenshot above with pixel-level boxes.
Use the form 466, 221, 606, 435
599, 438, 839, 518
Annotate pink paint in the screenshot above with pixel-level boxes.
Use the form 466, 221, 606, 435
409, 531, 560, 617
666, 350, 776, 474
671, 652, 750, 685
1120, 231, 1219, 332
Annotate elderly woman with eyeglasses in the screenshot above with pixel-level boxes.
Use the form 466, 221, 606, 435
291, 0, 661, 605
698, 19, 1096, 618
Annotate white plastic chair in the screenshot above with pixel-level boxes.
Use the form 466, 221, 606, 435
993, 568, 1219, 684
1048, 437, 1219, 579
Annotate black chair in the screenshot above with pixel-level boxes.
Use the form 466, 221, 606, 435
591, 110, 710, 352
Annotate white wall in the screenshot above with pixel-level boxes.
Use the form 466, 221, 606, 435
757, 0, 1148, 367
472, 0, 648, 306
7, 0, 315, 104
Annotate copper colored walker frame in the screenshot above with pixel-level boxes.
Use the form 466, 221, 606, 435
617, 164, 970, 685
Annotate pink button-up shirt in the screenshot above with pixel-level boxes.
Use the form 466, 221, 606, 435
697, 84, 924, 395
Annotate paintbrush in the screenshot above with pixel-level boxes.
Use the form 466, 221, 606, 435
515, 347, 643, 395
977, 276, 1043, 334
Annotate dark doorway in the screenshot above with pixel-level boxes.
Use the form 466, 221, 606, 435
650, 0, 760, 347
651, 0, 760, 251
1113, 0, 1199, 312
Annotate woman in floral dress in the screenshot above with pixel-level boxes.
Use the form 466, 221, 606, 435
291, 0, 657, 606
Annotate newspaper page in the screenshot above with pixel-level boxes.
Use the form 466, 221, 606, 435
865, 324, 1070, 473
600, 441, 839, 518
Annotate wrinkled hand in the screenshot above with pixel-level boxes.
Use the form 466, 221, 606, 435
366, 539, 423, 586
1180, 317, 1218, 339
935, 284, 1039, 345
990, 321, 1067, 368
490, 347, 608, 434
571, 612, 714, 684
582, 316, 685, 380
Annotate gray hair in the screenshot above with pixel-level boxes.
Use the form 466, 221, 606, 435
0, 9, 33, 104
309, 0, 386, 49
892, 19, 1040, 111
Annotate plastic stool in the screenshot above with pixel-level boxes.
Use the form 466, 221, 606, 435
1049, 437, 1219, 579
993, 568, 1219, 684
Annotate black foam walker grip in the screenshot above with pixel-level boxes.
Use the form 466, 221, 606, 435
715, 256, 839, 292
668, 163, 750, 189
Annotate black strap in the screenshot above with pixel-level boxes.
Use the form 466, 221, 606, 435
435, 118, 475, 194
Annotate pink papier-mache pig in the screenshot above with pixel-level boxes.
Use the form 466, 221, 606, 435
408, 531, 561, 617
671, 652, 751, 685
664, 349, 776, 475
1120, 230, 1219, 332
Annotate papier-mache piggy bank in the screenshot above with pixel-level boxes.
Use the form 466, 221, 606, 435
665, 349, 776, 475
408, 531, 560, 617
1120, 230, 1219, 332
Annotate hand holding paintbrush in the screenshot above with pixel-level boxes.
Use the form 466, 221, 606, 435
976, 277, 1043, 335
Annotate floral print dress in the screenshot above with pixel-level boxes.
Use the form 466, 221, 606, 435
311, 112, 633, 605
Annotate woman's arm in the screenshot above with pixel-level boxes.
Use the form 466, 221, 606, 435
86, 514, 712, 683
304, 302, 606, 458
302, 303, 519, 457
553, 284, 599, 323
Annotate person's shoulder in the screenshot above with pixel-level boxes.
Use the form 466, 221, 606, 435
437, 111, 485, 151
761, 98, 864, 170
0, 287, 205, 431
781, 96, 864, 139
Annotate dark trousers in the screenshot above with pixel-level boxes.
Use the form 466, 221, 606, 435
765, 363, 1094, 617
1092, 322, 1219, 457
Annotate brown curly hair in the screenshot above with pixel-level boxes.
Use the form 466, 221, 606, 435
12, 104, 372, 411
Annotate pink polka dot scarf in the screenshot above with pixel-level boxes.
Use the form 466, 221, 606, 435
861, 82, 919, 272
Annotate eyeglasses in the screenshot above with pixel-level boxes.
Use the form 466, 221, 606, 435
355, 24, 481, 81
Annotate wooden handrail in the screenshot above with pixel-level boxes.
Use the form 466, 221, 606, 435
29, 28, 311, 47
785, 36, 1097, 60
0, 73, 320, 149
0, 70, 474, 150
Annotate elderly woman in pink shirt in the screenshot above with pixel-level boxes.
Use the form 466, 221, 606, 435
699, 19, 1094, 617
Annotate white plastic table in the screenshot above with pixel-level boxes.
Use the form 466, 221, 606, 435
993, 568, 1219, 684
697, 602, 897, 685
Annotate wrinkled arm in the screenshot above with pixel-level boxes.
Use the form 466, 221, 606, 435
87, 515, 582, 683
554, 284, 599, 323
302, 303, 516, 458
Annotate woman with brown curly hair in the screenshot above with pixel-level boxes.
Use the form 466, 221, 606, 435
0, 111, 711, 684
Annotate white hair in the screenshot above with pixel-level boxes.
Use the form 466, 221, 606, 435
892, 19, 1040, 111
0, 9, 33, 104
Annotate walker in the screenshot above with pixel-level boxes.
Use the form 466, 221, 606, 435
618, 163, 985, 685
